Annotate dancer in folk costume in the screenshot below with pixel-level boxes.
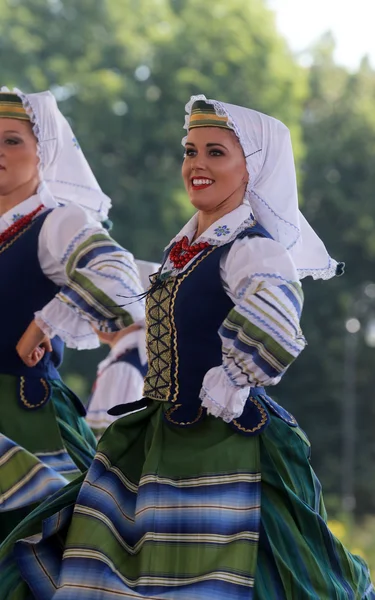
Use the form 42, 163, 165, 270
0, 89, 144, 541
86, 260, 160, 438
0, 96, 373, 599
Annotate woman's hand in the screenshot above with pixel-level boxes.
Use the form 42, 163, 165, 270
93, 322, 142, 346
16, 320, 53, 367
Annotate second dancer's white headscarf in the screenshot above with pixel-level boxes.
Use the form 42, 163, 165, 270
2, 87, 111, 221
183, 94, 341, 280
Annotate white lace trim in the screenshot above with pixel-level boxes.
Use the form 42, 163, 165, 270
199, 366, 250, 423
13, 88, 44, 174
183, 94, 241, 142
35, 300, 100, 350
183, 94, 255, 167
199, 386, 249, 423
297, 259, 340, 280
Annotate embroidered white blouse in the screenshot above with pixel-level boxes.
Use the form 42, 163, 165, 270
162, 203, 306, 422
0, 196, 145, 349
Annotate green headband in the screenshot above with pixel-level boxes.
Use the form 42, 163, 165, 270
0, 93, 29, 121
188, 100, 232, 130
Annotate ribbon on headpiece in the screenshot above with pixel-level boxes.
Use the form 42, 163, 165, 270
0, 92, 29, 121
188, 100, 231, 131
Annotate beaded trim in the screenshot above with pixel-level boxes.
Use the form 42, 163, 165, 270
19, 377, 50, 409
164, 217, 256, 256
232, 397, 268, 433
0, 220, 35, 256
0, 205, 43, 247
169, 237, 210, 269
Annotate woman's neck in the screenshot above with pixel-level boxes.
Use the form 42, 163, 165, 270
194, 200, 242, 241
0, 179, 39, 217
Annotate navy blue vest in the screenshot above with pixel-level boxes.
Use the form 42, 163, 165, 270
0, 210, 63, 380
142, 223, 298, 435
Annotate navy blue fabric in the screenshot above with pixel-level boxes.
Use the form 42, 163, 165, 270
261, 394, 297, 427
168, 225, 270, 408
120, 223, 298, 432
154, 224, 289, 433
0, 210, 63, 379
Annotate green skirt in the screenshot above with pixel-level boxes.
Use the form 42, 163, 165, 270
0, 399, 373, 599
0, 374, 96, 542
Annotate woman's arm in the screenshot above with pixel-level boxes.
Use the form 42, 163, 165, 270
200, 236, 306, 422
36, 204, 145, 349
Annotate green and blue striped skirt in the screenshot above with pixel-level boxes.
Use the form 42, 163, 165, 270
0, 374, 96, 542
0, 397, 373, 599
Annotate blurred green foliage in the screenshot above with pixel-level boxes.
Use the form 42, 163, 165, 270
328, 515, 375, 575
2, 0, 375, 516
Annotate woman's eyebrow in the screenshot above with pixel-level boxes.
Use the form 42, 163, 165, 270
185, 142, 228, 149
206, 143, 228, 149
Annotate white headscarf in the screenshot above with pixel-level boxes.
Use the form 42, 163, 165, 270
183, 94, 341, 280
1, 87, 111, 221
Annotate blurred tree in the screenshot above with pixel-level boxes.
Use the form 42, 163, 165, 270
277, 33, 375, 515
0, 0, 306, 398
0, 0, 307, 256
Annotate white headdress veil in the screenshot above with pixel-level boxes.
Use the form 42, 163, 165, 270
183, 94, 342, 280
1, 87, 111, 221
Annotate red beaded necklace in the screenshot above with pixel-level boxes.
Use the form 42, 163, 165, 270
0, 204, 44, 246
169, 235, 210, 269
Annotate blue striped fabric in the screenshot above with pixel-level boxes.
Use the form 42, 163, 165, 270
0, 436, 69, 512
220, 280, 305, 387
58, 231, 144, 330
35, 449, 80, 475
8, 404, 262, 599
1, 399, 374, 599
279, 283, 303, 317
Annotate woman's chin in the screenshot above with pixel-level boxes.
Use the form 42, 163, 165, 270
188, 195, 216, 211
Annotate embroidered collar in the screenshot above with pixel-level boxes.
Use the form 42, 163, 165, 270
161, 204, 256, 277
165, 204, 255, 250
0, 194, 57, 234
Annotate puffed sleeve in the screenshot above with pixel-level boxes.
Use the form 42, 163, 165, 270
200, 236, 306, 422
35, 204, 145, 349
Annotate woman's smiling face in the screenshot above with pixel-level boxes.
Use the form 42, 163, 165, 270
182, 126, 248, 214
